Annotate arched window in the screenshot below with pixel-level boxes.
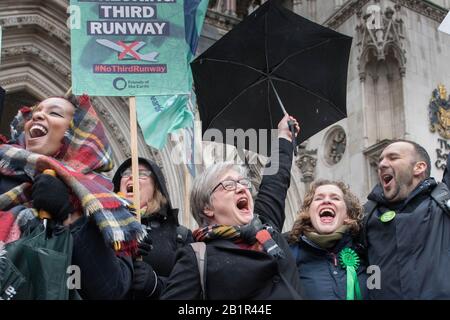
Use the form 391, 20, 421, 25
0, 90, 39, 137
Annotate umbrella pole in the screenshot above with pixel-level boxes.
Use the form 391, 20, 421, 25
269, 80, 298, 155
129, 97, 141, 223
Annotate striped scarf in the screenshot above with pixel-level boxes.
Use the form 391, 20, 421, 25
0, 95, 145, 254
193, 216, 285, 258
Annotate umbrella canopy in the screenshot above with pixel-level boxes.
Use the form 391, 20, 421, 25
191, 0, 352, 155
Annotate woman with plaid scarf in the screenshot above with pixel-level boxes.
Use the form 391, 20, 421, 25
0, 94, 145, 299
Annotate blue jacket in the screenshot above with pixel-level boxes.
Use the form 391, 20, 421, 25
289, 233, 368, 300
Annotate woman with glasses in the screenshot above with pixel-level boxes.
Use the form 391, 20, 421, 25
112, 158, 193, 299
161, 114, 302, 300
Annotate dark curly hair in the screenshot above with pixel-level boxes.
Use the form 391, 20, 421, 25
30, 94, 79, 113
287, 179, 364, 244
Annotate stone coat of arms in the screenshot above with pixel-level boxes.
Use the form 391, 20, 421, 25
429, 84, 450, 139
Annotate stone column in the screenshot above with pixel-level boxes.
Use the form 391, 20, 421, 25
226, 0, 237, 17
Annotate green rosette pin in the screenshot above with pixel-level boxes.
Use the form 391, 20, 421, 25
339, 248, 362, 300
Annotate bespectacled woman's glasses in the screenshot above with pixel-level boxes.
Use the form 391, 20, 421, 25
121, 168, 152, 179
210, 178, 252, 195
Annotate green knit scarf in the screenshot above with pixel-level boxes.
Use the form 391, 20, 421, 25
304, 225, 350, 249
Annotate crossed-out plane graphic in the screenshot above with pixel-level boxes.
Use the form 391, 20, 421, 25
96, 39, 159, 62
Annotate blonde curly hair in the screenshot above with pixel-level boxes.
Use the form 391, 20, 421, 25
287, 179, 364, 244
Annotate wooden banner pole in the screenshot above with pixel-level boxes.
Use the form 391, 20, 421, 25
129, 96, 141, 222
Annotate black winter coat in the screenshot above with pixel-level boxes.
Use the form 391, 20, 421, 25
70, 217, 133, 300
161, 138, 301, 300
139, 206, 193, 277
112, 158, 193, 298
289, 233, 368, 300
364, 178, 450, 299
113, 158, 193, 276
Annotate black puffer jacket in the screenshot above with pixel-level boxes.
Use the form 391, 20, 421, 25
112, 158, 193, 287
288, 233, 368, 300
364, 178, 450, 299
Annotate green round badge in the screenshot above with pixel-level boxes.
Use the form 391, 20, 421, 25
380, 210, 396, 222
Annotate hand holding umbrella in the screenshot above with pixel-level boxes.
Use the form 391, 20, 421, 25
277, 114, 300, 145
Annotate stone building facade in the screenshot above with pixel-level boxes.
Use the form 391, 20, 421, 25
0, 0, 449, 230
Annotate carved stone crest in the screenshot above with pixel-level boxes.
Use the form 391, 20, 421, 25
429, 84, 450, 139
324, 127, 347, 165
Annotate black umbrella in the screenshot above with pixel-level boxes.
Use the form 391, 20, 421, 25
191, 0, 352, 155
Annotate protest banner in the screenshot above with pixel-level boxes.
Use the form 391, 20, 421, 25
70, 0, 189, 96
70, 0, 189, 217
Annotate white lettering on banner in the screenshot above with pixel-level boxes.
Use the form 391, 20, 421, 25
88, 21, 168, 35
100, 5, 156, 19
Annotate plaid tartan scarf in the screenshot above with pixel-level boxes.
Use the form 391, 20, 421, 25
0, 95, 145, 254
193, 216, 285, 258
9, 95, 113, 174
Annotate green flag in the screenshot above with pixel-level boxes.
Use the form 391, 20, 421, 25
136, 0, 208, 150
136, 94, 193, 150
70, 0, 189, 96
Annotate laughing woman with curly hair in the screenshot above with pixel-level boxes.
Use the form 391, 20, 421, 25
286, 180, 368, 300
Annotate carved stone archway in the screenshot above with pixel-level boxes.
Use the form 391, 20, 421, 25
356, 2, 406, 81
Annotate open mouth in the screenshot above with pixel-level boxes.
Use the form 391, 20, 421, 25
381, 174, 394, 188
29, 124, 48, 139
236, 197, 250, 212
126, 184, 133, 194
319, 208, 335, 224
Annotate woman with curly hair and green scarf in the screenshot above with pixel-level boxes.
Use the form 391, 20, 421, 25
286, 180, 368, 300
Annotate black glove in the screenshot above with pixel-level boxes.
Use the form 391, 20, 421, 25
32, 174, 73, 223
137, 234, 153, 257
132, 260, 159, 299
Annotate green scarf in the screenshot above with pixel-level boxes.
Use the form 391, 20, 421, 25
304, 225, 349, 249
